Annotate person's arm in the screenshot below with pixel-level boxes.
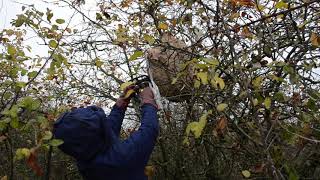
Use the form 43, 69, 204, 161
105, 85, 134, 137
105, 103, 126, 137
93, 88, 159, 168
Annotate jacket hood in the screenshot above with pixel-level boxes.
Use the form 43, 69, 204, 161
53, 106, 113, 161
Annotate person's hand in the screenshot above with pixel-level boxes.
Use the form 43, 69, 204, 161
116, 85, 135, 109
139, 87, 157, 108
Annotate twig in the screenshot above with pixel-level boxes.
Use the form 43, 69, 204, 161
240, 0, 320, 28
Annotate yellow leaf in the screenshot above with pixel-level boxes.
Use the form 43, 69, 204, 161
120, 81, 134, 91
217, 103, 228, 112
171, 77, 178, 84
144, 165, 155, 177
185, 110, 212, 138
253, 76, 263, 89
264, 97, 271, 109
185, 122, 200, 137
182, 137, 190, 146
211, 76, 225, 90
242, 170, 251, 178
275, 1, 288, 9
1, 176, 7, 180
143, 34, 155, 44
123, 89, 135, 99
203, 58, 219, 66
197, 72, 208, 85
95, 59, 103, 67
158, 23, 168, 30
15, 148, 31, 160
310, 32, 320, 47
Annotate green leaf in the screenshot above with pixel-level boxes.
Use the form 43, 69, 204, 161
10, 118, 19, 129
242, 170, 251, 178
46, 9, 53, 22
264, 97, 271, 109
56, 19, 65, 24
194, 79, 201, 88
7, 45, 17, 56
202, 58, 219, 67
42, 131, 53, 140
274, 91, 286, 102
21, 69, 28, 76
2, 105, 19, 119
217, 103, 228, 112
253, 76, 263, 89
14, 15, 26, 27
253, 98, 259, 106
129, 51, 143, 61
306, 99, 317, 112
49, 139, 64, 146
144, 34, 155, 44
27, 71, 38, 79
18, 96, 40, 111
96, 13, 103, 21
49, 40, 58, 48
16, 81, 26, 88
0, 121, 8, 131
284, 164, 299, 180
196, 72, 208, 85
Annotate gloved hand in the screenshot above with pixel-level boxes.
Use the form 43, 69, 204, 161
139, 87, 157, 109
116, 85, 135, 109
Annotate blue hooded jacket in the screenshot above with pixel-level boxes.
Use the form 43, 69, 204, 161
53, 104, 159, 180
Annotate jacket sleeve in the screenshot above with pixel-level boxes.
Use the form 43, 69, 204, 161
105, 105, 126, 137
94, 104, 159, 168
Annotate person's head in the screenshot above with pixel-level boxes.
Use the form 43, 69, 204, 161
53, 106, 112, 161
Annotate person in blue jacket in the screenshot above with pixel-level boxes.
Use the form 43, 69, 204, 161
53, 87, 159, 180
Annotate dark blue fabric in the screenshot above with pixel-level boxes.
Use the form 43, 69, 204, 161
53, 104, 159, 180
